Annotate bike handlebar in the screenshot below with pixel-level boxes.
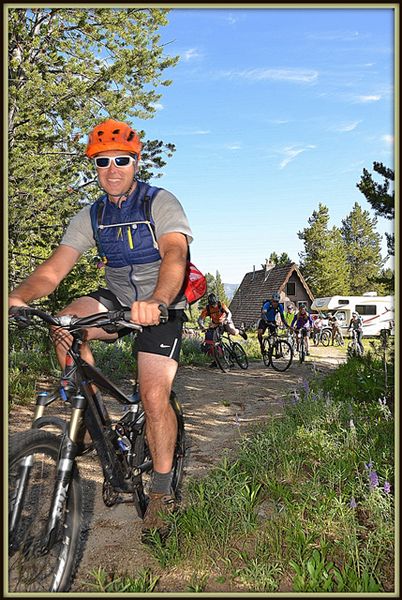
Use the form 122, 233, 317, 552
9, 304, 169, 332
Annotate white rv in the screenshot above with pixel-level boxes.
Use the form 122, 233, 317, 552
311, 293, 394, 336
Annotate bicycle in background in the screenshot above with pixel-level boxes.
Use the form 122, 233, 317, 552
261, 325, 293, 372
347, 329, 364, 358
211, 326, 249, 373
8, 306, 185, 592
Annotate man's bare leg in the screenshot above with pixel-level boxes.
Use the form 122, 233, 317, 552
138, 352, 178, 474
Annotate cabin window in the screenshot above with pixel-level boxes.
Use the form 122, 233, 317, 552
356, 304, 377, 315
338, 299, 349, 305
286, 282, 295, 296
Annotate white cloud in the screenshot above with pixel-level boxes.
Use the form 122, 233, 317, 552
334, 120, 361, 132
269, 119, 290, 125
355, 94, 382, 103
150, 102, 163, 111
226, 14, 239, 25
382, 134, 394, 145
225, 143, 241, 150
219, 68, 318, 84
279, 144, 316, 169
182, 48, 202, 61
306, 30, 362, 42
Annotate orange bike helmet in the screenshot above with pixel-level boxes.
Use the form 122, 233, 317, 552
85, 119, 142, 159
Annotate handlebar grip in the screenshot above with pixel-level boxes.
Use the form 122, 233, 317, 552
158, 303, 169, 324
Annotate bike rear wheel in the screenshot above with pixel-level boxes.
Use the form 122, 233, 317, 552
132, 393, 186, 516
232, 342, 248, 369
270, 339, 293, 372
8, 429, 82, 592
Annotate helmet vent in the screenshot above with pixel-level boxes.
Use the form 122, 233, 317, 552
97, 130, 104, 137
127, 131, 135, 141
112, 129, 121, 134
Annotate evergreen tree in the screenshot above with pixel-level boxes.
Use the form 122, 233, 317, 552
215, 271, 230, 306
298, 204, 350, 296
268, 252, 292, 266
356, 162, 394, 256
341, 202, 384, 294
8, 8, 178, 308
197, 273, 215, 311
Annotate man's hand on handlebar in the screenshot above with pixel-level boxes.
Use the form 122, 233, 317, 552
130, 298, 168, 326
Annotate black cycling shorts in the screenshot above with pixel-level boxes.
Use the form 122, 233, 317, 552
86, 288, 185, 363
257, 319, 276, 335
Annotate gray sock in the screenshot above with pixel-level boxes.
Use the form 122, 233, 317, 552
151, 470, 174, 495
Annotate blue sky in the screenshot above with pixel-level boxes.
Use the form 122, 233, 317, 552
135, 7, 395, 284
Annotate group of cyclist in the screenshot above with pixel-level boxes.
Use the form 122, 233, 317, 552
199, 290, 366, 360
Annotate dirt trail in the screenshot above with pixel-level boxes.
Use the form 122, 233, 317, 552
9, 346, 346, 592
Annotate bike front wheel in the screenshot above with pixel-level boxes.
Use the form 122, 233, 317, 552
270, 339, 293, 372
8, 429, 83, 592
232, 342, 248, 369
213, 342, 231, 372
320, 330, 331, 346
262, 338, 271, 367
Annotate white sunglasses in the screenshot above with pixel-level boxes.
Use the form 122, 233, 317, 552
94, 155, 137, 168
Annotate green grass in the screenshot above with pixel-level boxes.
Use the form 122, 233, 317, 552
141, 352, 394, 593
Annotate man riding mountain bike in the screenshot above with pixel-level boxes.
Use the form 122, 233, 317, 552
198, 293, 247, 367
8, 118, 193, 538
257, 291, 289, 354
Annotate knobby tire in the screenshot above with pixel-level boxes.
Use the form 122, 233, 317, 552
8, 429, 83, 593
270, 339, 293, 372
262, 338, 271, 367
213, 343, 231, 372
232, 342, 248, 369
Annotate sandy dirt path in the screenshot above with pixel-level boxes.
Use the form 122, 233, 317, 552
8, 346, 346, 592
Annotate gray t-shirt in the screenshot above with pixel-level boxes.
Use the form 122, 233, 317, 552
61, 187, 193, 308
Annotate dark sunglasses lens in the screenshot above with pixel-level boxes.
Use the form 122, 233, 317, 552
115, 156, 131, 166
95, 157, 110, 167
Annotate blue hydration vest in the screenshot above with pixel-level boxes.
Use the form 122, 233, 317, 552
90, 181, 161, 268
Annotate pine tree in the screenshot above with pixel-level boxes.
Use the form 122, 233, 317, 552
341, 202, 384, 294
215, 271, 230, 306
356, 162, 394, 256
298, 204, 350, 297
8, 8, 178, 308
268, 252, 292, 266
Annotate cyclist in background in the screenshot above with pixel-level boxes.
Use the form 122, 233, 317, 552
257, 291, 289, 354
283, 304, 296, 327
348, 311, 364, 355
291, 305, 313, 355
328, 312, 343, 346
312, 313, 324, 345
198, 293, 247, 340
198, 293, 247, 367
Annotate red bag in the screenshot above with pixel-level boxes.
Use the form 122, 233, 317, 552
184, 261, 207, 305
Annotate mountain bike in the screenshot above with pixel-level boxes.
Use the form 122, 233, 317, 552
211, 327, 249, 373
295, 328, 309, 363
347, 329, 364, 358
8, 306, 185, 592
261, 326, 293, 372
